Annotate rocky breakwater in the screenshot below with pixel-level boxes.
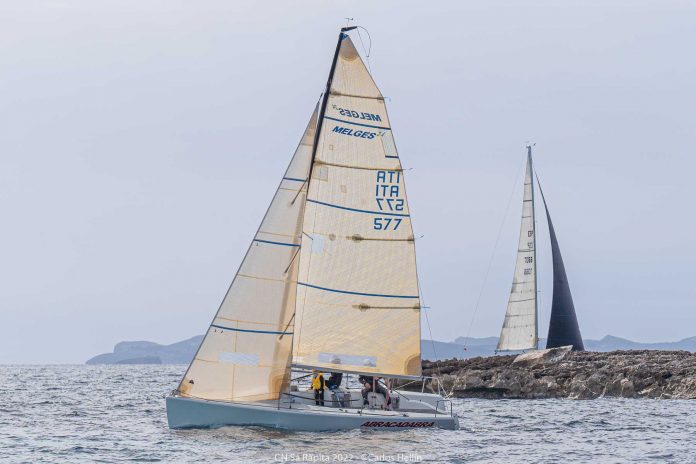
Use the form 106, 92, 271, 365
417, 347, 696, 399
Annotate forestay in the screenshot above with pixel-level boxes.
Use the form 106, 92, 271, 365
292, 35, 422, 377
176, 106, 318, 402
497, 151, 538, 351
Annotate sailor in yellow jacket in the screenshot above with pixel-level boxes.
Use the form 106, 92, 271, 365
311, 370, 325, 406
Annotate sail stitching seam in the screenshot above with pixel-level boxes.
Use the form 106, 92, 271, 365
297, 281, 418, 299
252, 239, 300, 247
323, 115, 391, 131
314, 160, 402, 172
306, 198, 409, 217
210, 324, 293, 335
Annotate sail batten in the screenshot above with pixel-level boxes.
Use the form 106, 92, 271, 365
292, 34, 421, 377
497, 149, 538, 352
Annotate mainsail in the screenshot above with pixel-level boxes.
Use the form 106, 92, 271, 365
176, 105, 318, 402
292, 31, 422, 377
538, 180, 584, 351
176, 28, 423, 403
497, 148, 538, 351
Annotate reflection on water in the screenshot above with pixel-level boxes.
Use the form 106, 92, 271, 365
1, 365, 694, 463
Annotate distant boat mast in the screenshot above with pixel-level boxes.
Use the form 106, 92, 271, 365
528, 144, 540, 351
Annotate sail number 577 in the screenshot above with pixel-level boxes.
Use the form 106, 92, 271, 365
373, 217, 402, 230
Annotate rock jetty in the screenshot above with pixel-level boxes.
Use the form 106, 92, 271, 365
418, 347, 696, 399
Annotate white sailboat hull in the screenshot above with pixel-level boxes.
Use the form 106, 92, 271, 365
166, 395, 459, 431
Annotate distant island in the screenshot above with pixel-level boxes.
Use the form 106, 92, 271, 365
86, 334, 696, 365
86, 336, 203, 365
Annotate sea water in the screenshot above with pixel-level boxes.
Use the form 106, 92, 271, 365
1, 365, 694, 463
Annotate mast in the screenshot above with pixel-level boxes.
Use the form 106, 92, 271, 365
286, 26, 356, 349
528, 145, 539, 350
306, 26, 357, 183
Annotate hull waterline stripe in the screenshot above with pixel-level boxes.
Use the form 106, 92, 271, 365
307, 199, 409, 217
298, 282, 419, 299
324, 116, 391, 131
211, 324, 293, 335
283, 177, 307, 182
253, 239, 300, 247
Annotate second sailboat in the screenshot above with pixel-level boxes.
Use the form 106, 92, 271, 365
497, 146, 584, 352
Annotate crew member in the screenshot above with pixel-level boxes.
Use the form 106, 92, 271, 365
326, 372, 343, 390
359, 375, 390, 408
311, 370, 325, 406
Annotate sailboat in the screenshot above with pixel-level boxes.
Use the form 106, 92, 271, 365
496, 145, 584, 352
166, 27, 458, 431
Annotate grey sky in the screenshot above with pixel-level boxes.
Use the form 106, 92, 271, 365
1, 1, 694, 363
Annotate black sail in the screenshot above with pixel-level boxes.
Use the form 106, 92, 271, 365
537, 179, 584, 351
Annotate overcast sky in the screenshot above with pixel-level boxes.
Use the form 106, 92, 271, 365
1, 1, 694, 363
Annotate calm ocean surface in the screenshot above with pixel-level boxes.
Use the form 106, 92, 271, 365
1, 365, 694, 463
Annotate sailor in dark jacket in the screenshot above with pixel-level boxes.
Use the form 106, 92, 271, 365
359, 375, 390, 407
326, 372, 343, 390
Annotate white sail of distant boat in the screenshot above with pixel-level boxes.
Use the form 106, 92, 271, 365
496, 145, 584, 353
497, 148, 538, 351
166, 27, 458, 431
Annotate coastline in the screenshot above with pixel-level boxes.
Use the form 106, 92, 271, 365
418, 348, 696, 399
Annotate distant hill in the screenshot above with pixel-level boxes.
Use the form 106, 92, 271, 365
453, 336, 499, 346
86, 336, 203, 365
422, 335, 696, 360
87, 334, 696, 364
585, 335, 696, 352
